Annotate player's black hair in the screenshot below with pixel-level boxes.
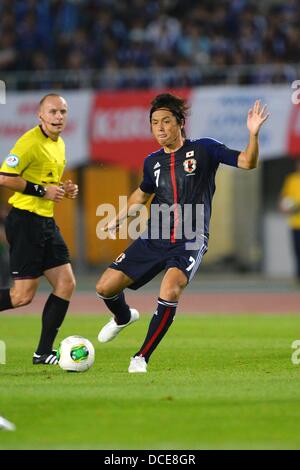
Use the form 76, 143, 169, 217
150, 93, 189, 137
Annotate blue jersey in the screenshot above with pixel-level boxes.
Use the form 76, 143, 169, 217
139, 138, 239, 244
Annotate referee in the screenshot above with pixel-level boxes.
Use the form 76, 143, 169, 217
0, 94, 78, 365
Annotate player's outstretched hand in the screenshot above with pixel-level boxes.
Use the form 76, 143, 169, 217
63, 180, 79, 199
247, 100, 270, 136
44, 185, 65, 202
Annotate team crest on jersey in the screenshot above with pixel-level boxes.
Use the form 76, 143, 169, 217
183, 158, 197, 173
5, 154, 19, 168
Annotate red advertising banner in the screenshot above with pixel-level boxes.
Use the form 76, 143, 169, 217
287, 102, 300, 158
89, 89, 191, 170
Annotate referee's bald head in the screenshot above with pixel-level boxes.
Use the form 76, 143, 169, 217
39, 93, 67, 109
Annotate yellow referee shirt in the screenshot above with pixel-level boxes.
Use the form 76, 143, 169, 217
0, 126, 66, 217
281, 172, 300, 229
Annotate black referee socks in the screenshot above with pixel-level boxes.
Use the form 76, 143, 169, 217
96, 291, 131, 325
0, 289, 13, 311
35, 293, 69, 355
134, 297, 178, 363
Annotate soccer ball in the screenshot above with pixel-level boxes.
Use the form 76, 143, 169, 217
57, 336, 95, 372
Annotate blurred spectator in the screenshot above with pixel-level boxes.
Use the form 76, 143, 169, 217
279, 161, 300, 284
0, 32, 17, 71
0, 0, 300, 88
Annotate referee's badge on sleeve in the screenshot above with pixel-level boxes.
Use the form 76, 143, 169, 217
5, 154, 19, 168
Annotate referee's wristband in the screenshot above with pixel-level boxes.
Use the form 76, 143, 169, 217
23, 182, 47, 198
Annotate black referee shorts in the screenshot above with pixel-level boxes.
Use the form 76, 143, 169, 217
5, 207, 70, 280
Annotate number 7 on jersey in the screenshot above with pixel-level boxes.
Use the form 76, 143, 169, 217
154, 169, 160, 187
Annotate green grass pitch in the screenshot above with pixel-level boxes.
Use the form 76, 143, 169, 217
1, 313, 300, 449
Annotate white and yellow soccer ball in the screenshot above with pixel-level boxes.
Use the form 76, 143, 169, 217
57, 336, 95, 372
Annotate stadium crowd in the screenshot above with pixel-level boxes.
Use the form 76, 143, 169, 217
0, 0, 299, 88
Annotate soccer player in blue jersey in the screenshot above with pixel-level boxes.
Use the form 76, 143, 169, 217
96, 93, 269, 373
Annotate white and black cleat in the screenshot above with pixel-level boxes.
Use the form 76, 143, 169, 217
32, 351, 58, 365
